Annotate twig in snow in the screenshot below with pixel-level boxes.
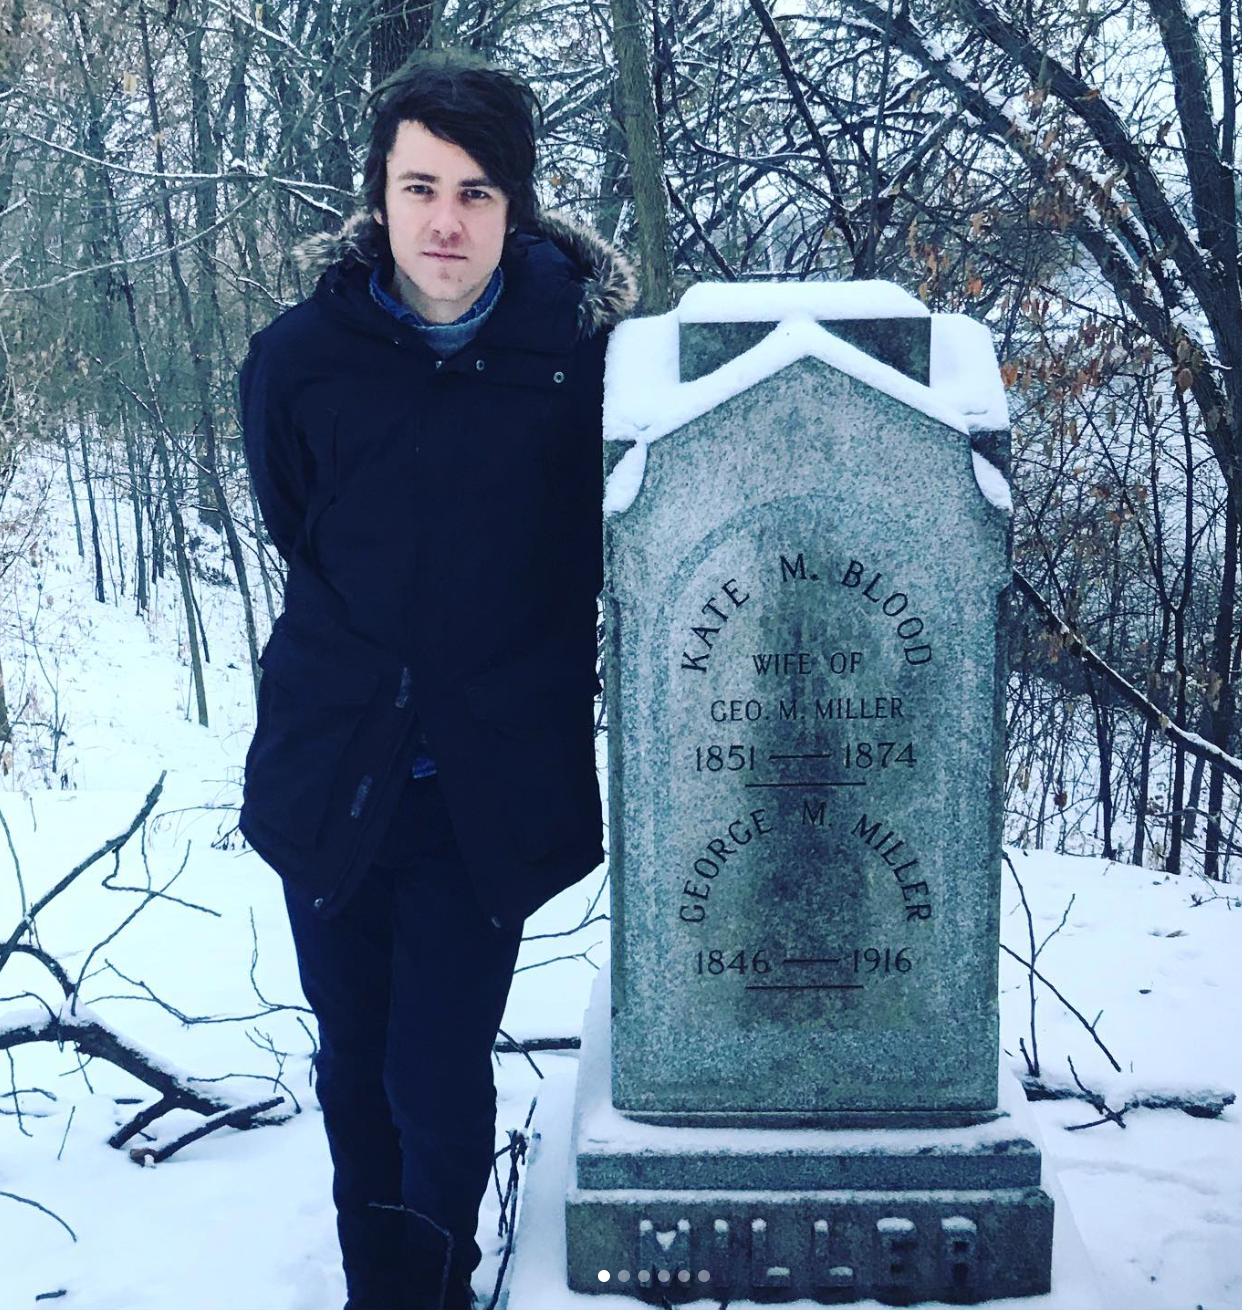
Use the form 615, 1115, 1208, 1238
1001, 853, 1121, 1072
100, 861, 219, 916
70, 841, 192, 1010
127, 1095, 285, 1165
1064, 1055, 1127, 1131
1036, 893, 1076, 960
56, 1104, 74, 1160
1004, 852, 1040, 1076
0, 801, 27, 919
295, 1015, 318, 1085
495, 1026, 544, 1080
486, 1097, 537, 1310
186, 1069, 301, 1117
0, 773, 165, 977
0, 1190, 77, 1241
1000, 942, 1122, 1072
0, 1083, 55, 1119
520, 913, 609, 943
88, 959, 311, 1024
513, 943, 601, 975
247, 907, 308, 1014
6, 1048, 28, 1136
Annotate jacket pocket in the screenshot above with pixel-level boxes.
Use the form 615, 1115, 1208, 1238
463, 649, 602, 861
244, 634, 381, 849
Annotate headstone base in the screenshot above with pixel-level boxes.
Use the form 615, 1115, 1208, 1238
564, 973, 1055, 1304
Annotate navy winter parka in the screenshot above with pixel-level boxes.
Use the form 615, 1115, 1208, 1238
238, 214, 636, 929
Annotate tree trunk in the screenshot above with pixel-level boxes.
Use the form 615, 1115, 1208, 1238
70, 7, 210, 725
1204, 481, 1239, 880
609, 0, 673, 313
120, 408, 149, 614
75, 408, 106, 604
142, 4, 261, 702
60, 428, 85, 560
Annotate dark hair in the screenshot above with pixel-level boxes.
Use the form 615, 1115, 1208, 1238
362, 50, 542, 239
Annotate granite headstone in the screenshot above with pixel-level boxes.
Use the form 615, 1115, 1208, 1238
563, 282, 1055, 1303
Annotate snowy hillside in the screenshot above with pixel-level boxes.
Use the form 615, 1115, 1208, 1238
0, 446, 1238, 1310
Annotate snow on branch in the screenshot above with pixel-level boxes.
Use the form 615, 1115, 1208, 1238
1013, 571, 1242, 785
840, 0, 1233, 470
0, 779, 294, 1163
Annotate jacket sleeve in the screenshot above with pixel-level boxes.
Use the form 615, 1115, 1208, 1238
239, 334, 308, 567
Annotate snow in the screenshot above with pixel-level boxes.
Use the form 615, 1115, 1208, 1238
930, 312, 1011, 431
678, 280, 928, 323
973, 450, 1013, 512
603, 283, 1013, 517
1, 445, 1239, 1309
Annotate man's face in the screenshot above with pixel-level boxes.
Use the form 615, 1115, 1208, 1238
375, 120, 509, 325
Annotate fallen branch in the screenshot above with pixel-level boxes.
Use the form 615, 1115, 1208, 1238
128, 1095, 285, 1165
1019, 1074, 1235, 1119
1, 780, 301, 1159
493, 1035, 580, 1054
3, 1003, 290, 1157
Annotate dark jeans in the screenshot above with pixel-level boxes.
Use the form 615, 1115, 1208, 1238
283, 775, 523, 1310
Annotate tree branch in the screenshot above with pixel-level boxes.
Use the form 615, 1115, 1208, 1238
1013, 570, 1242, 785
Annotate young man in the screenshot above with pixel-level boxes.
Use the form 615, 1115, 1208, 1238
238, 51, 634, 1310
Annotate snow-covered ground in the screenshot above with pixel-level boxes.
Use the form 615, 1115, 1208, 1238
1, 447, 1239, 1310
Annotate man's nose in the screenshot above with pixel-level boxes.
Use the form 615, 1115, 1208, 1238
428, 197, 464, 240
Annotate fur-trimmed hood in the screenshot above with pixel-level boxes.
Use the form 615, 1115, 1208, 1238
294, 209, 637, 338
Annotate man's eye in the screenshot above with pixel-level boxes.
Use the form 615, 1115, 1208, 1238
463, 189, 491, 201
406, 184, 432, 195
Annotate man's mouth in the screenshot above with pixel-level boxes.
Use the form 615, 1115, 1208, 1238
424, 251, 467, 261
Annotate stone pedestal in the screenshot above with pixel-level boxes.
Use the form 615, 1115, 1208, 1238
565, 973, 1052, 1303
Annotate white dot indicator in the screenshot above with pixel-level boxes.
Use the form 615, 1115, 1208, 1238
678, 1269, 691, 1283
597, 1270, 610, 1283
698, 1270, 711, 1282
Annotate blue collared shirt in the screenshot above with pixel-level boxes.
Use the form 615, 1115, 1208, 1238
367, 262, 506, 779
368, 264, 504, 358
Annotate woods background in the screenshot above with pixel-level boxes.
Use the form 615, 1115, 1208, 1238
1, 0, 1239, 882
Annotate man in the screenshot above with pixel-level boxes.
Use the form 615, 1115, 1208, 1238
238, 50, 634, 1310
